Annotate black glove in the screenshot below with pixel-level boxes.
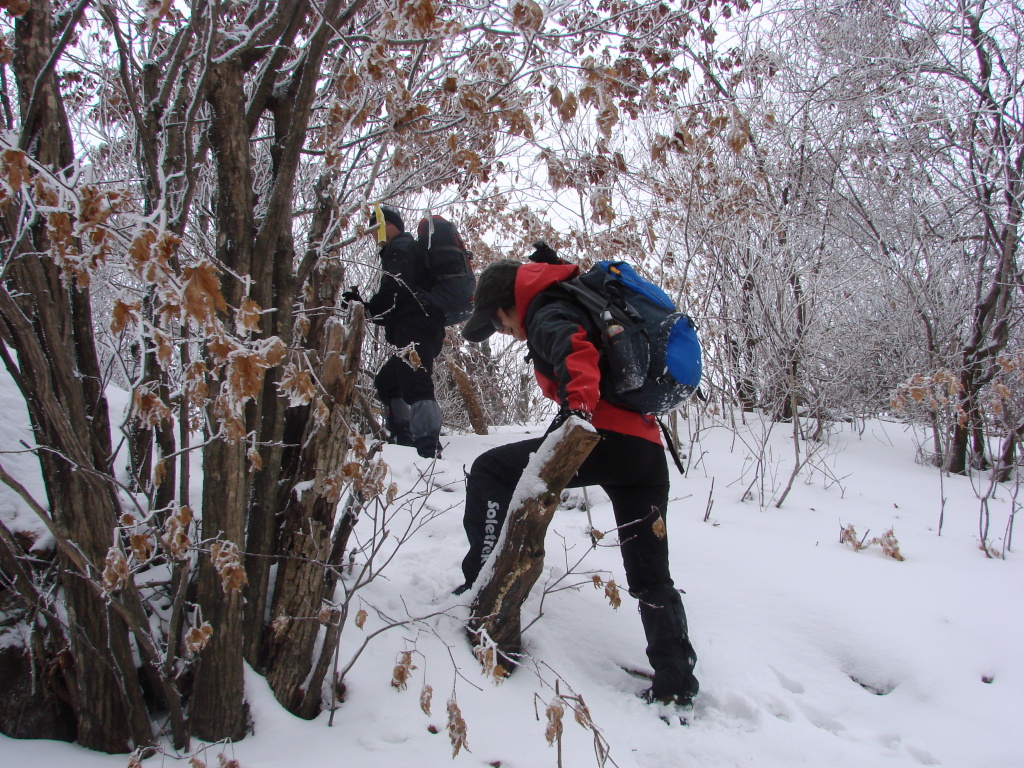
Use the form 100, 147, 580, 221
529, 241, 565, 265
341, 287, 362, 309
549, 406, 591, 432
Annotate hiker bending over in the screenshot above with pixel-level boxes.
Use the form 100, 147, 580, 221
457, 256, 699, 707
345, 205, 444, 458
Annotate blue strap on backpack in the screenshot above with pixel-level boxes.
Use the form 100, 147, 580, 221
560, 261, 702, 414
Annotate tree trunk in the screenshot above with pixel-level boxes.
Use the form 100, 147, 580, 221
993, 420, 1024, 484
468, 420, 600, 669
946, 372, 979, 475
190, 437, 248, 742
0, 1, 154, 751
189, 55, 255, 742
447, 356, 489, 435
263, 309, 365, 713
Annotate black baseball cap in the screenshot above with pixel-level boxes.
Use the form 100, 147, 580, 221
370, 204, 405, 232
461, 259, 521, 342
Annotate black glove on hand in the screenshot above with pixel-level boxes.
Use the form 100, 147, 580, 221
340, 287, 362, 309
550, 407, 591, 431
529, 241, 565, 265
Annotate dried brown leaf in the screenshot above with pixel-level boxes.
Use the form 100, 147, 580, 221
129, 534, 154, 562
144, 0, 174, 29
278, 363, 316, 407
247, 446, 263, 473
604, 579, 621, 610
185, 362, 210, 407
869, 529, 905, 561
226, 351, 270, 402
544, 701, 564, 746
3, 148, 27, 191
153, 458, 167, 487
312, 397, 331, 429
447, 698, 470, 758
110, 298, 141, 334
271, 615, 290, 638
210, 539, 248, 593
391, 651, 416, 690
133, 390, 171, 428
318, 604, 341, 625
153, 329, 175, 369
840, 524, 864, 550
403, 0, 436, 32
511, 0, 543, 31
206, 333, 236, 364
292, 313, 311, 343
548, 85, 563, 109
182, 260, 227, 322
236, 297, 262, 334
102, 547, 129, 594
596, 102, 619, 138
185, 622, 213, 655
558, 92, 578, 123
420, 683, 433, 715
259, 336, 288, 366
574, 699, 594, 730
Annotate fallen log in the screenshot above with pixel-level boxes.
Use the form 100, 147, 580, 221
467, 418, 600, 672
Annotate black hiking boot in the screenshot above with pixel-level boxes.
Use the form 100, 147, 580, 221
637, 585, 699, 705
637, 687, 692, 708
637, 686, 694, 725
415, 436, 443, 459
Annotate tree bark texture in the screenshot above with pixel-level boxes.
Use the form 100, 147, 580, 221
0, 1, 153, 752
190, 438, 248, 742
447, 355, 489, 435
468, 421, 600, 668
188, 56, 255, 743
263, 309, 365, 714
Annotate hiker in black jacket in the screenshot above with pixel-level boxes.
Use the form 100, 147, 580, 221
347, 205, 444, 458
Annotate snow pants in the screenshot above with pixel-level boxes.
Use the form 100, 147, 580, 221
459, 427, 698, 700
460, 428, 673, 593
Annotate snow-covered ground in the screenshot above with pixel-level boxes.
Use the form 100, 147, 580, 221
1, 392, 1021, 768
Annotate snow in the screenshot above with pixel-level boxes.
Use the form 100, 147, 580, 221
1, 391, 1022, 768
0, 373, 50, 550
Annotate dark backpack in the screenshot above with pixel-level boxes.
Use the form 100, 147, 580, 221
559, 261, 702, 414
416, 215, 476, 326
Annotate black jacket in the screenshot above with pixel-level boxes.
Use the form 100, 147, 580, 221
365, 232, 441, 342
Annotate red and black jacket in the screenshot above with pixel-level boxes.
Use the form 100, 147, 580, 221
515, 262, 661, 444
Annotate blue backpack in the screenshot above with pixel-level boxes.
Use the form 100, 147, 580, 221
560, 261, 702, 414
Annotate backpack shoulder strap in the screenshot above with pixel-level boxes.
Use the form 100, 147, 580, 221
523, 282, 605, 343
657, 417, 687, 475
558, 277, 611, 319
561, 270, 641, 328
